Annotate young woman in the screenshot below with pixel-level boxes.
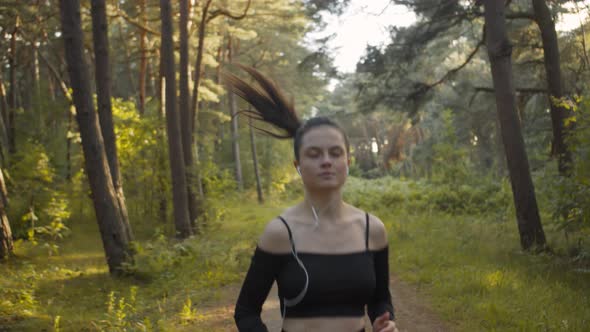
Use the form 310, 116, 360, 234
227, 65, 398, 332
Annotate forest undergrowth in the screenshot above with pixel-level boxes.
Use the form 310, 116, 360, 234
1, 176, 589, 331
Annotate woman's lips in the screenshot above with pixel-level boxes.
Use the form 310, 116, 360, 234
318, 172, 335, 176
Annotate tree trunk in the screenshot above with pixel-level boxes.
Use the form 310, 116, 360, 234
8, 17, 18, 154
532, 0, 572, 175
229, 90, 243, 191
118, 21, 136, 98
48, 67, 57, 101
157, 71, 168, 224
60, 0, 133, 273
483, 0, 546, 251
249, 117, 263, 203
0, 74, 10, 162
188, 0, 214, 221
0, 167, 13, 260
190, 0, 213, 138
227, 37, 243, 191
66, 108, 73, 182
0, 74, 8, 134
138, 0, 147, 116
91, 0, 134, 243
33, 47, 40, 97
214, 45, 226, 153
147, 53, 157, 98
179, 0, 199, 230
160, 0, 192, 239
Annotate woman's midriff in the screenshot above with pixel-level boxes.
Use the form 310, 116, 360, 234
281, 316, 366, 332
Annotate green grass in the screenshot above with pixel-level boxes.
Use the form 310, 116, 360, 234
1, 177, 589, 331
0, 197, 291, 331
384, 212, 590, 331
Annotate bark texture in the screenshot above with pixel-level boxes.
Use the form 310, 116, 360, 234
59, 0, 133, 273
483, 0, 546, 250
160, 0, 192, 239
91, 0, 134, 243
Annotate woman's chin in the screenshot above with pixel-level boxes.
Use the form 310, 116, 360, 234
306, 180, 345, 191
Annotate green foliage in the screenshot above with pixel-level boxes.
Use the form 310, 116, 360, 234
1, 182, 589, 331
389, 212, 590, 331
92, 286, 148, 331
111, 98, 171, 235
537, 96, 590, 257
53, 315, 61, 332
344, 175, 512, 217
178, 297, 199, 324
431, 109, 472, 185
5, 141, 72, 250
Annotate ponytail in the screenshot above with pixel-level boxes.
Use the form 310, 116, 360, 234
223, 64, 301, 139
224, 64, 350, 161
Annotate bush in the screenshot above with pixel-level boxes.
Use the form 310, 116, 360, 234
5, 141, 72, 247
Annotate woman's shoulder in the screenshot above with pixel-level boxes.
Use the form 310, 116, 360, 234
257, 215, 292, 254
367, 212, 388, 250
346, 204, 389, 250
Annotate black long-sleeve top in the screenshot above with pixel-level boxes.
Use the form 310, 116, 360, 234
234, 215, 395, 331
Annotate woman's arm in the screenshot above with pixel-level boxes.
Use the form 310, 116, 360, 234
234, 247, 282, 331
234, 218, 290, 331
367, 244, 395, 323
366, 214, 395, 323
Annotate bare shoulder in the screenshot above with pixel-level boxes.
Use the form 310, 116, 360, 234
257, 217, 291, 254
367, 213, 389, 250
344, 204, 389, 250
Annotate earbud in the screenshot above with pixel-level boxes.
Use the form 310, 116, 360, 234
296, 166, 301, 176
346, 165, 349, 176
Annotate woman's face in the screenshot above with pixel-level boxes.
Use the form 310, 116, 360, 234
295, 125, 349, 191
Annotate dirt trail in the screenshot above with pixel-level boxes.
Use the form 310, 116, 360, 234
197, 275, 451, 331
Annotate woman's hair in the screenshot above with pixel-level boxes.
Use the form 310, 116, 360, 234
223, 64, 350, 161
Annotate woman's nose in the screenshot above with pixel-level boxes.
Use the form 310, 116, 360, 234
320, 155, 332, 166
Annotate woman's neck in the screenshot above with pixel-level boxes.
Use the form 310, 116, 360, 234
303, 189, 344, 223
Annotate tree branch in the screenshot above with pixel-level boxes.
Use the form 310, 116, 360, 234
468, 86, 547, 107
474, 86, 547, 93
110, 9, 160, 36
207, 0, 251, 23
408, 25, 485, 101
18, 29, 71, 101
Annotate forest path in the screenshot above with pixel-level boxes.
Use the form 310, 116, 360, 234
196, 274, 452, 331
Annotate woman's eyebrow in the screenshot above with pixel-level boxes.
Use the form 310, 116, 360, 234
304, 146, 343, 152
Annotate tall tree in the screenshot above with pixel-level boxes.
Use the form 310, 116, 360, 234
482, 0, 546, 250
249, 117, 263, 203
227, 36, 243, 191
0, 168, 13, 260
160, 0, 192, 238
178, 0, 199, 230
184, 0, 252, 220
0, 74, 10, 164
531, 0, 572, 175
364, 1, 575, 176
91, 0, 134, 243
8, 15, 19, 154
59, 0, 133, 273
138, 0, 148, 115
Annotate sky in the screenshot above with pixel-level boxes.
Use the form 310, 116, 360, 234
307, 0, 416, 74
309, 0, 589, 77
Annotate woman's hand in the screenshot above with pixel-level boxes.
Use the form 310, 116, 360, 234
372, 312, 399, 332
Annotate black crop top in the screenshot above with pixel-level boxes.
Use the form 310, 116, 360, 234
234, 213, 395, 331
